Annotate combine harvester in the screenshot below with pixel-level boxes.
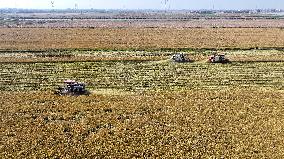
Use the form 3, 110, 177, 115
55, 80, 91, 96
171, 53, 230, 63
171, 53, 191, 63
208, 54, 230, 63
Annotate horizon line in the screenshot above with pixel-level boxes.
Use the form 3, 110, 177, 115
0, 8, 283, 11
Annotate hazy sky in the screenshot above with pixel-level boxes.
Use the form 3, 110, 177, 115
0, 0, 283, 10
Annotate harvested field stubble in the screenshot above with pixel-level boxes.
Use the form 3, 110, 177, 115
1, 89, 284, 158
0, 28, 284, 50
0, 50, 170, 63
0, 59, 283, 91
0, 49, 284, 63
3, 19, 284, 28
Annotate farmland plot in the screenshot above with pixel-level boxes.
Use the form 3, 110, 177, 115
0, 49, 283, 158
0, 28, 284, 50
3, 19, 284, 28
2, 8, 284, 158
0, 57, 283, 91
0, 18, 284, 157
1, 88, 284, 158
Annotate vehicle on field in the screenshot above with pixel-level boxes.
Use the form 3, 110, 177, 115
171, 53, 191, 62
208, 54, 230, 63
55, 80, 91, 96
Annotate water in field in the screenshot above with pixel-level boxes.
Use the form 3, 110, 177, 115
0, 60, 283, 91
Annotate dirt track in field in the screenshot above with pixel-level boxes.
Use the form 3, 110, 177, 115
0, 28, 284, 51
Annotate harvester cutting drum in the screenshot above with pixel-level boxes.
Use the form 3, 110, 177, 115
54, 80, 91, 96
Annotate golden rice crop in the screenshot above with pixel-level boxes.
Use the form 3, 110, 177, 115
1, 88, 283, 158
0, 28, 284, 51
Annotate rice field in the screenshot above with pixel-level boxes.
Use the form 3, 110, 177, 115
0, 50, 283, 92
1, 88, 284, 158
1, 12, 284, 158
1, 28, 284, 51
0, 50, 284, 158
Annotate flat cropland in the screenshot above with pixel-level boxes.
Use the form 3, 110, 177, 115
0, 50, 283, 91
1, 11, 284, 158
1, 11, 284, 28
1, 49, 284, 158
1, 89, 284, 158
0, 28, 284, 50
2, 19, 284, 28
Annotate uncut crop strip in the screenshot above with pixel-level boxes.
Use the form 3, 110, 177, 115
0, 61, 283, 91
0, 28, 284, 51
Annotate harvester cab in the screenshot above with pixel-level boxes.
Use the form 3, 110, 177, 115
55, 80, 90, 96
208, 54, 230, 63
